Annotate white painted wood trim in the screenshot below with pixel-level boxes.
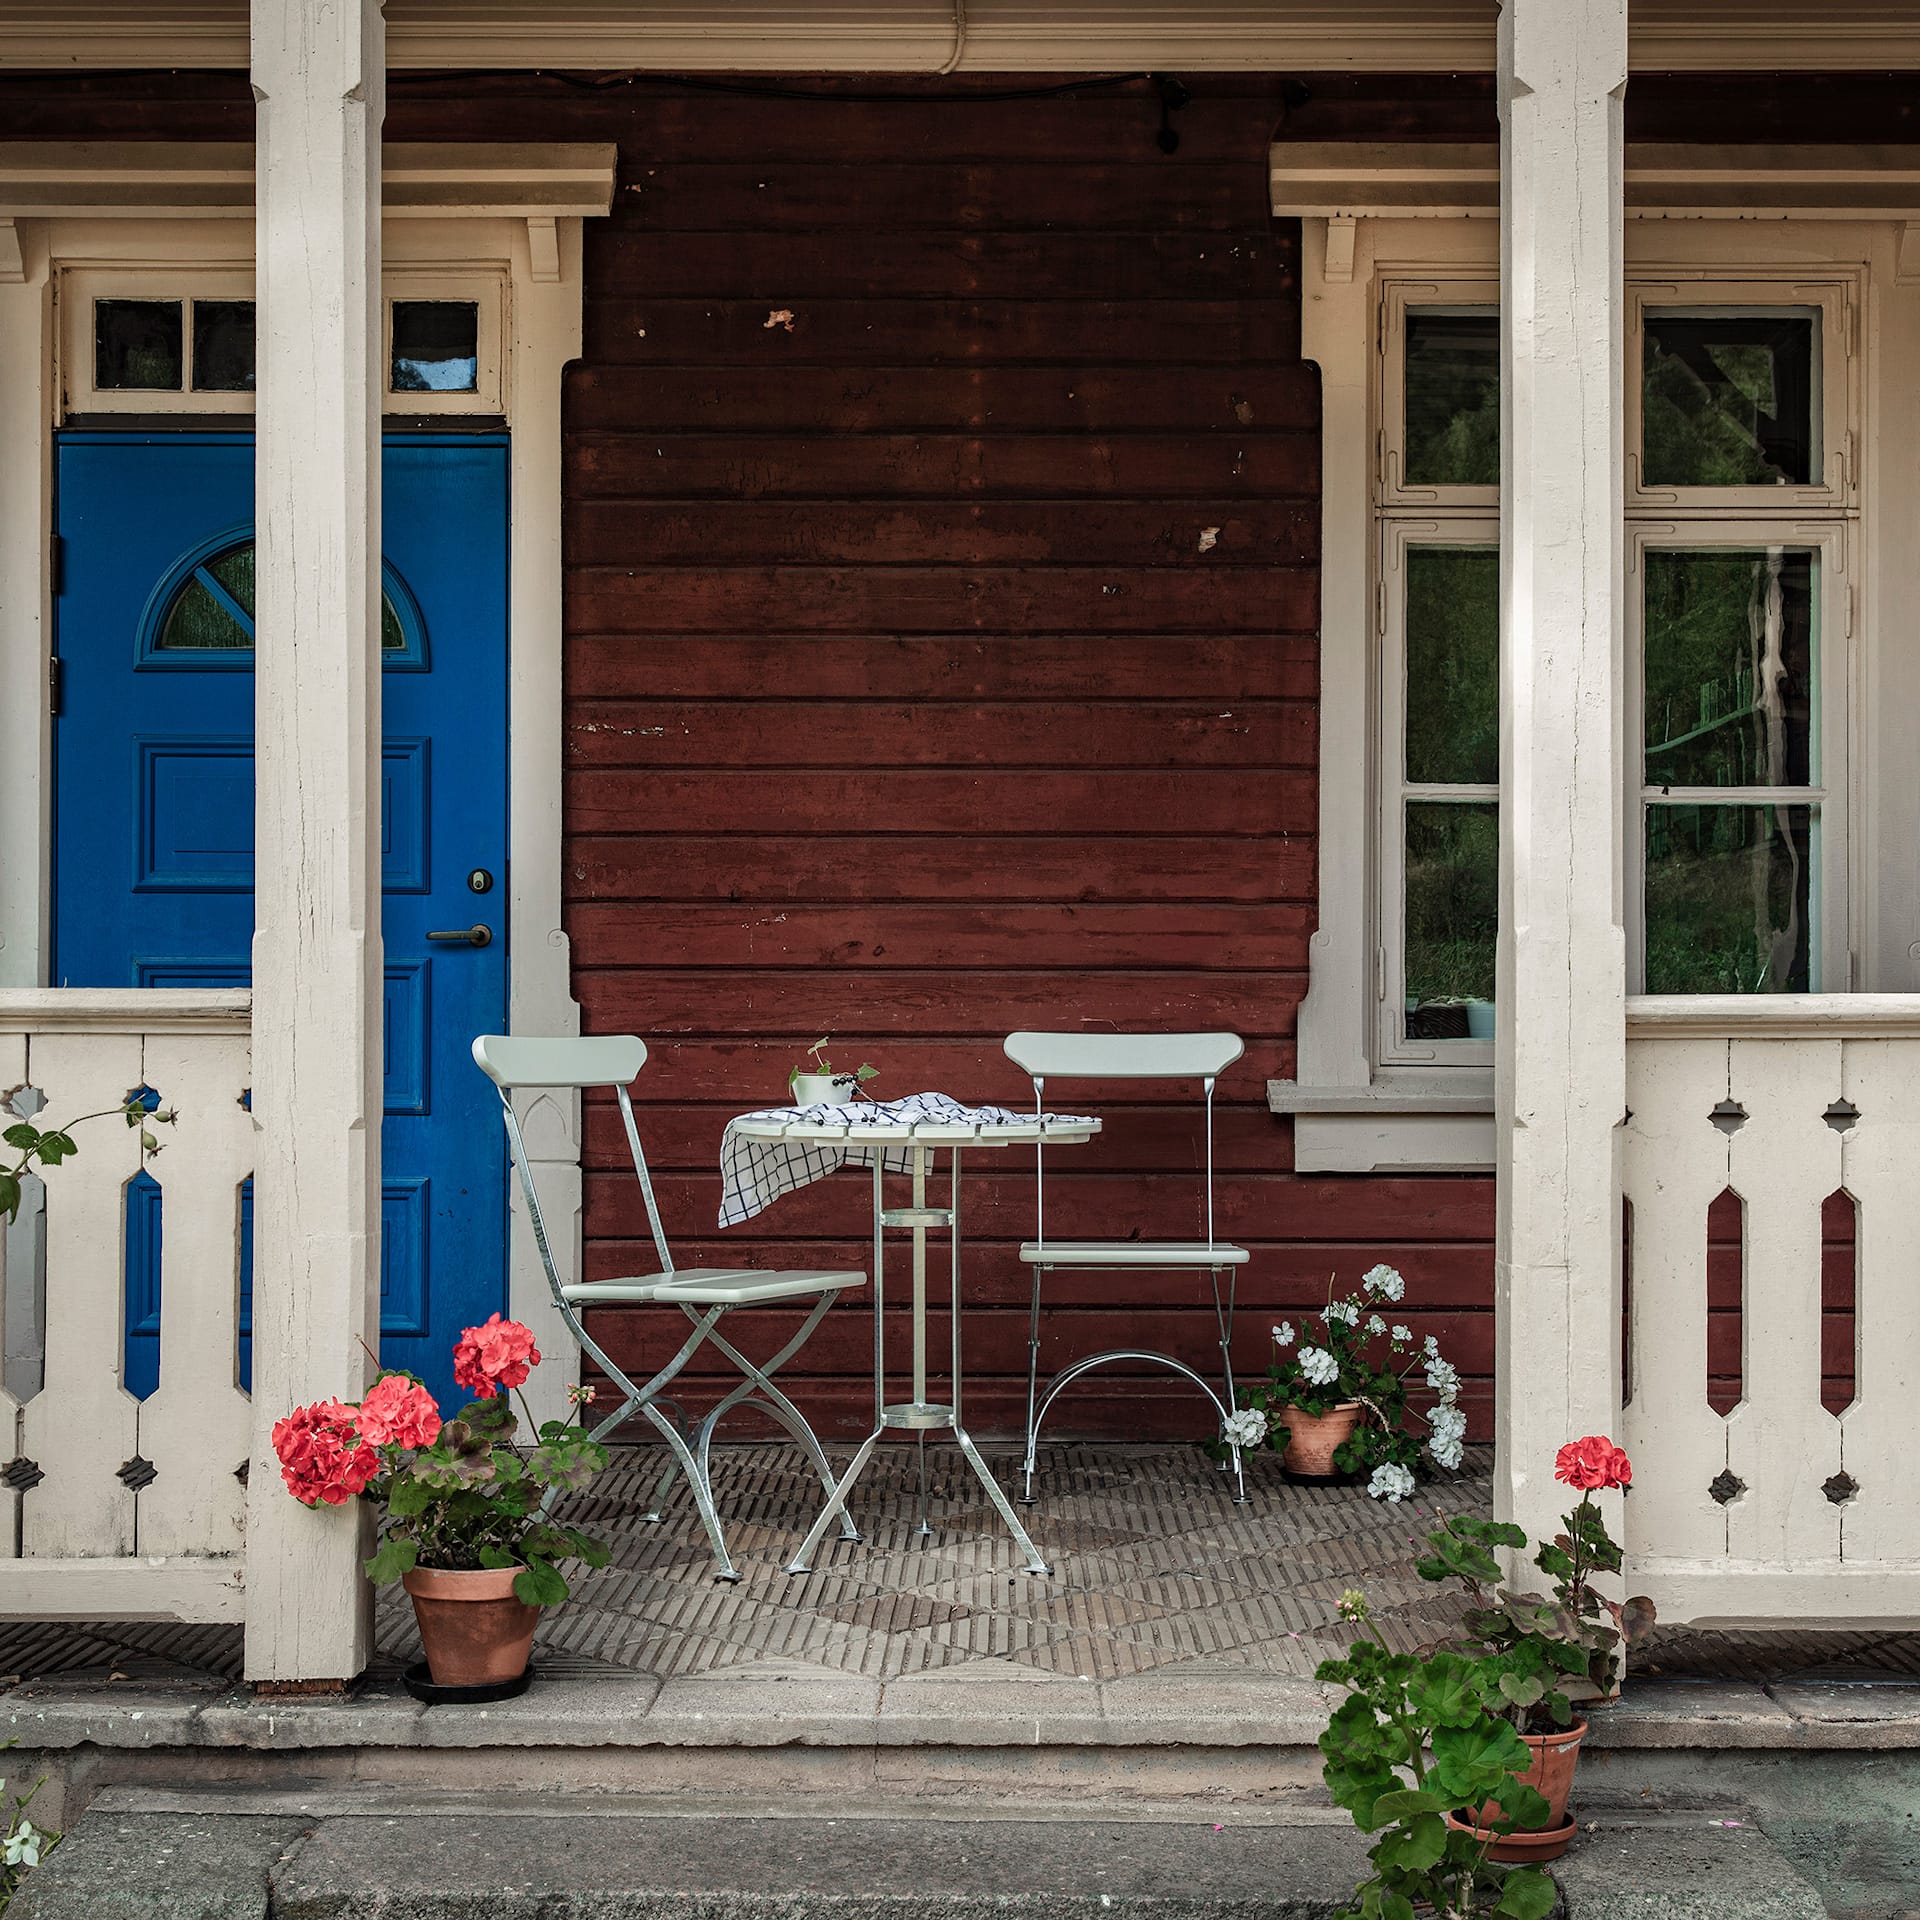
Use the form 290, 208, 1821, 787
0, 990, 251, 1035
1626, 992, 1920, 1038
241, 0, 385, 1686
0, 143, 617, 221
2, 3, 1918, 72
1492, 0, 1629, 1556
1633, 1564, 1920, 1630
0, 1556, 245, 1622
1273, 144, 1920, 223
506, 214, 586, 1427
0, 229, 51, 994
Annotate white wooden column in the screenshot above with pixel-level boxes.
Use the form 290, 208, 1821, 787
1493, 0, 1629, 1551
243, 0, 384, 1684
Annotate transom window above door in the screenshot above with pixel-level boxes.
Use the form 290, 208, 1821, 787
60, 270, 504, 417
140, 529, 428, 669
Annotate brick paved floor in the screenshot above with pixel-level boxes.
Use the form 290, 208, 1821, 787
8, 1442, 1918, 1690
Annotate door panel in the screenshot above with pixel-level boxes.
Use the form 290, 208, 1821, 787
53, 432, 510, 1417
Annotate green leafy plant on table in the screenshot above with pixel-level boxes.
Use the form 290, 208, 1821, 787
788, 1037, 879, 1098
1318, 1588, 1557, 1920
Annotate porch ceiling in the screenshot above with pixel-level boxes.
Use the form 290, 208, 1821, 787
0, 0, 1916, 73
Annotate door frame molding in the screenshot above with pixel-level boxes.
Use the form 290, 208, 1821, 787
0, 181, 604, 1416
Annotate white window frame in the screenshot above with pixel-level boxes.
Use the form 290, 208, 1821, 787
55, 264, 507, 417
1626, 519, 1851, 994
1377, 517, 1500, 1068
1626, 279, 1857, 512
1279, 213, 1888, 1173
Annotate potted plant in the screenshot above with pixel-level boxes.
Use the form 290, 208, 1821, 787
1221, 1266, 1467, 1497
271, 1313, 611, 1694
1418, 1435, 1656, 1860
1317, 1587, 1557, 1919
789, 1036, 879, 1107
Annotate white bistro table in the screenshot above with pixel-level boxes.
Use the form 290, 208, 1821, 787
726, 1107, 1099, 1576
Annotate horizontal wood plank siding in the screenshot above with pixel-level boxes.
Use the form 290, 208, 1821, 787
543, 75, 1495, 1442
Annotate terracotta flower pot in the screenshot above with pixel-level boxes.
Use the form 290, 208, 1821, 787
1445, 1809, 1577, 1864
402, 1565, 539, 1688
1280, 1401, 1363, 1477
1461, 1717, 1588, 1857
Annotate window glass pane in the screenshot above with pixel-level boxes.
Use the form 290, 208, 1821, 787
391, 300, 479, 393
1404, 311, 1499, 487
1644, 802, 1813, 993
206, 542, 254, 615
1405, 546, 1499, 785
381, 598, 405, 650
1644, 549, 1815, 790
158, 576, 250, 650
1405, 801, 1498, 1024
95, 299, 183, 391
1642, 310, 1816, 487
192, 300, 256, 392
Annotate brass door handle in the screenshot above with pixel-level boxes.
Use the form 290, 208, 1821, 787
427, 924, 492, 948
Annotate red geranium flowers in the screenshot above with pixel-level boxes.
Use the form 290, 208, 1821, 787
270, 1398, 380, 1508
271, 1315, 540, 1507
452, 1313, 542, 1400
1554, 1433, 1633, 1492
354, 1373, 443, 1451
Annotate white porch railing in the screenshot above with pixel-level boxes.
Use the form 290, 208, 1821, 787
1623, 995, 1920, 1628
0, 990, 251, 1621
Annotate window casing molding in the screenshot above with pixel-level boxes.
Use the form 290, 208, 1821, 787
57, 263, 506, 418
1278, 213, 1901, 1172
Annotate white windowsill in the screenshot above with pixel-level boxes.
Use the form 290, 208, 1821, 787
1267, 1073, 1495, 1174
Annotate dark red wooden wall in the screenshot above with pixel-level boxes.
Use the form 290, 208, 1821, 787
9, 68, 1909, 1444
548, 73, 1501, 1441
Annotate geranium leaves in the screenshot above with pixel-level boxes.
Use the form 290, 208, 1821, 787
363, 1536, 419, 1585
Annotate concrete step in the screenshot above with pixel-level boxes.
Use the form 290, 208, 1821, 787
8, 1786, 1847, 1920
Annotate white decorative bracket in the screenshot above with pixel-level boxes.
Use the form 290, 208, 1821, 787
526, 214, 560, 284
1322, 215, 1357, 285
0, 220, 23, 285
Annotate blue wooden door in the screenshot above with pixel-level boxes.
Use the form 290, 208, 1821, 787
53, 432, 509, 1417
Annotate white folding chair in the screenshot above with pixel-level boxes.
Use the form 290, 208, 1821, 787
473, 1034, 866, 1582
1004, 1031, 1250, 1505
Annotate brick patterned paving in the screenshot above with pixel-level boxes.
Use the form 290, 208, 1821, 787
9, 1442, 1920, 1690
375, 1440, 1491, 1681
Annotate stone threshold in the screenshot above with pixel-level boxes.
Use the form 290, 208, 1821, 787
3, 1666, 1918, 1753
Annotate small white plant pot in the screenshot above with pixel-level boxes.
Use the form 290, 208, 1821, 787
1465, 999, 1496, 1041
790, 1073, 858, 1107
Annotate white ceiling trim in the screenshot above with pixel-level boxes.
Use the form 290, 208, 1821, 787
1272, 143, 1920, 223
0, 142, 618, 219
0, 2, 1917, 73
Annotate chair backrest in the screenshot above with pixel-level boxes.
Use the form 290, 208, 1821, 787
1003, 1031, 1243, 1081
472, 1033, 648, 1089
1002, 1030, 1244, 1252
471, 1032, 675, 1293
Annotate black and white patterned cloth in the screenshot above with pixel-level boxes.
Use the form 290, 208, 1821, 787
718, 1090, 1097, 1228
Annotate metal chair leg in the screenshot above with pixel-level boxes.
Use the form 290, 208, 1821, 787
785, 1426, 882, 1575
1019, 1262, 1046, 1504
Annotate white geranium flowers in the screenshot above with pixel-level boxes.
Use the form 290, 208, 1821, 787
1223, 1266, 1469, 1503
1361, 1263, 1407, 1303
1297, 1344, 1341, 1387
1428, 1401, 1467, 1471
1368, 1462, 1417, 1503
